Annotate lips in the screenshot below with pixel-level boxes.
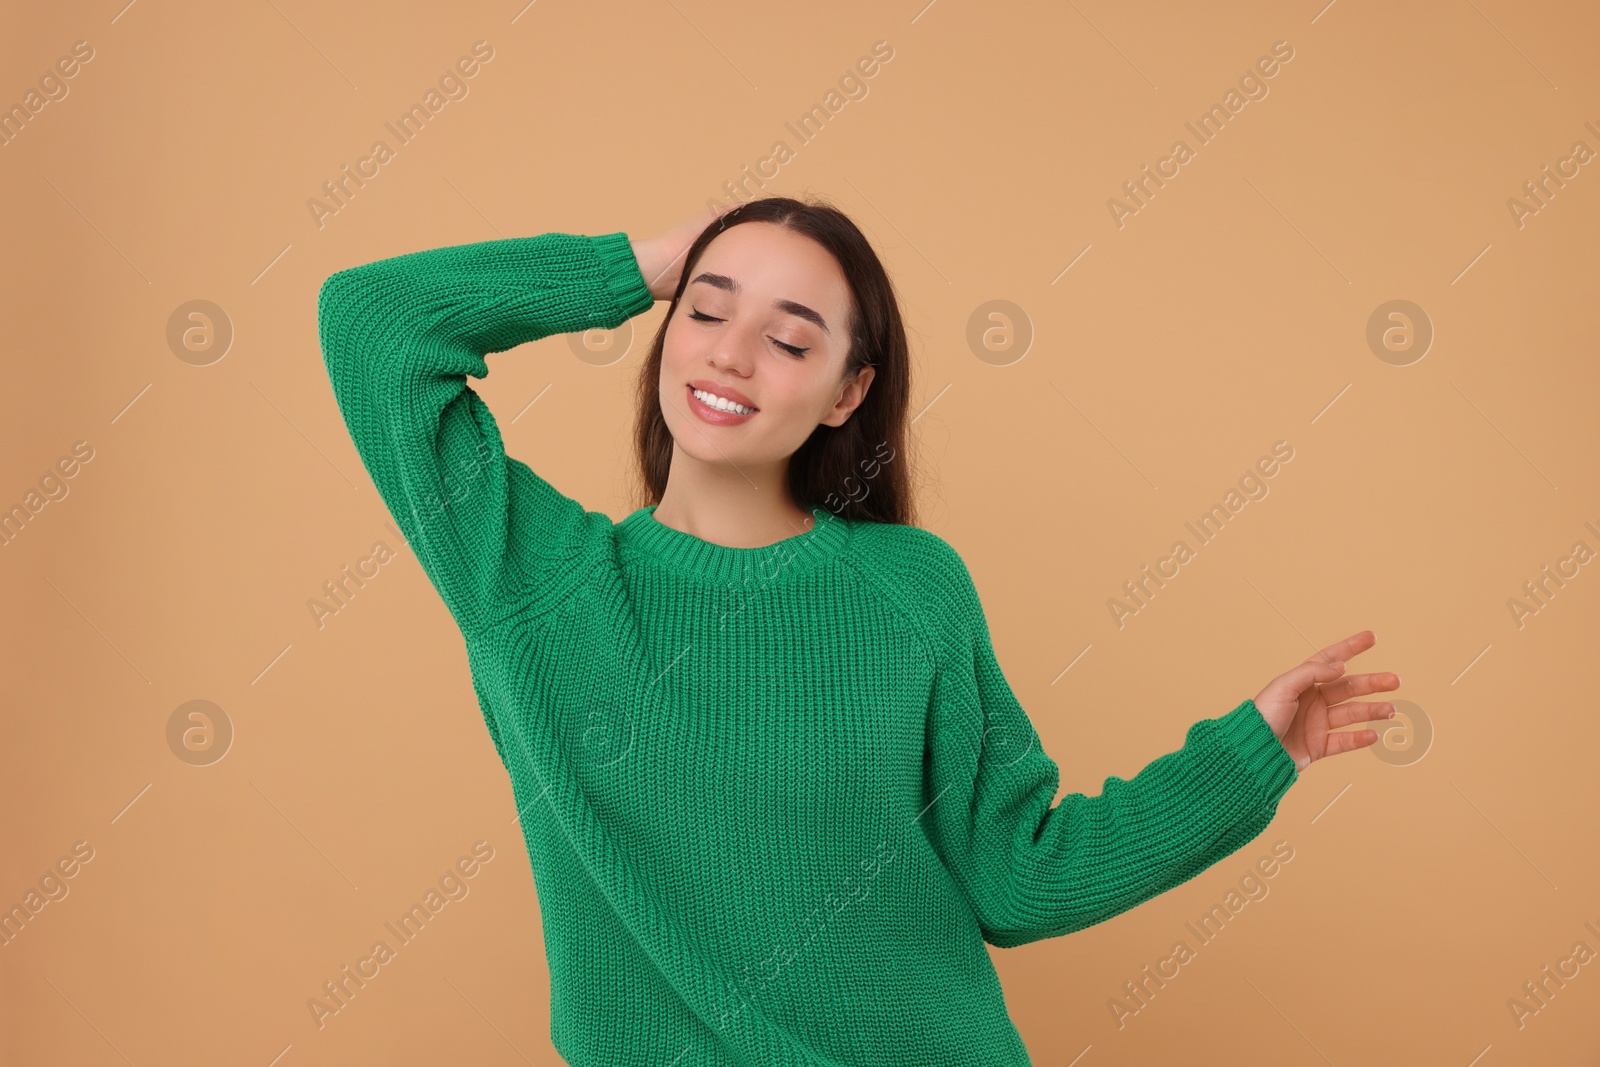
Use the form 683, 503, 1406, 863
685, 383, 759, 425
688, 380, 758, 411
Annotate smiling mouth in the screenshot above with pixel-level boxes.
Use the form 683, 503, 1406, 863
684, 383, 758, 425
688, 384, 758, 416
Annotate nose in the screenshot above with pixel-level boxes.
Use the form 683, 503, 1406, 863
706, 322, 758, 375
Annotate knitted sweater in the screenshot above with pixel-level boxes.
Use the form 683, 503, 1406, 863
315, 230, 1300, 1066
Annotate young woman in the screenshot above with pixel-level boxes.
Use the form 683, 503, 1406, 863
316, 197, 1399, 1066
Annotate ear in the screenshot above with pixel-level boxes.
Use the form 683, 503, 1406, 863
820, 365, 875, 428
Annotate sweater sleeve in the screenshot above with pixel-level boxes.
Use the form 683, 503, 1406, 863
315, 231, 655, 632
919, 549, 1299, 949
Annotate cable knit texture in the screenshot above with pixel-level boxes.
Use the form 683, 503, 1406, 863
315, 230, 1299, 1066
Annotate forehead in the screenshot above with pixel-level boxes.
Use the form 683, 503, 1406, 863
693, 222, 849, 314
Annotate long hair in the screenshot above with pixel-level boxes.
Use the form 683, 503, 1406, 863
630, 195, 917, 527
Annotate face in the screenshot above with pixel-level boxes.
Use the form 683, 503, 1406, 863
658, 221, 874, 473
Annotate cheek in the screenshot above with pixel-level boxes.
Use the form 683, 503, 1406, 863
661, 321, 697, 371
768, 374, 831, 421
658, 335, 699, 411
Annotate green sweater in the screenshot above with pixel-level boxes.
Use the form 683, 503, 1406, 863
315, 230, 1299, 1066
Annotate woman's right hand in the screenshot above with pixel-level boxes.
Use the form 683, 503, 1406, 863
630, 203, 742, 301
1251, 629, 1401, 772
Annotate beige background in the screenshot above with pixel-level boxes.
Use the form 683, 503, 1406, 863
3, 0, 1598, 1064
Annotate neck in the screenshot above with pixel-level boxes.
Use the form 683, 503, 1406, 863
651, 450, 815, 549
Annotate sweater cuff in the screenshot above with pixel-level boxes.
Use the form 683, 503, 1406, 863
590, 231, 656, 320
1207, 698, 1298, 801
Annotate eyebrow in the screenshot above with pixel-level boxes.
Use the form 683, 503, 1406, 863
688, 272, 831, 335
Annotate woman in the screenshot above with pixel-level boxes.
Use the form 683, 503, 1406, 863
316, 196, 1399, 1066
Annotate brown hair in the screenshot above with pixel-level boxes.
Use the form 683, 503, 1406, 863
630, 195, 917, 526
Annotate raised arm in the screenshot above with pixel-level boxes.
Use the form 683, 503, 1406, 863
315, 231, 654, 633
918, 544, 1300, 948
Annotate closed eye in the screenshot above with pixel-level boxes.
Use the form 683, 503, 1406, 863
688, 307, 810, 358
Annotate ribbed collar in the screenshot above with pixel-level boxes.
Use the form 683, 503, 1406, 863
615, 504, 850, 586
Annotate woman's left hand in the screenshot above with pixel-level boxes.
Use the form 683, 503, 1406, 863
1252, 630, 1400, 773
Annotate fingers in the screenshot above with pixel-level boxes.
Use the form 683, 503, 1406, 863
1295, 657, 1346, 689
1327, 700, 1395, 730
1322, 727, 1380, 759
1306, 629, 1376, 666
1261, 656, 1362, 721
1318, 670, 1401, 706
1309, 701, 1394, 767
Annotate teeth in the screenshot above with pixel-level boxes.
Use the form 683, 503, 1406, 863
692, 388, 755, 415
